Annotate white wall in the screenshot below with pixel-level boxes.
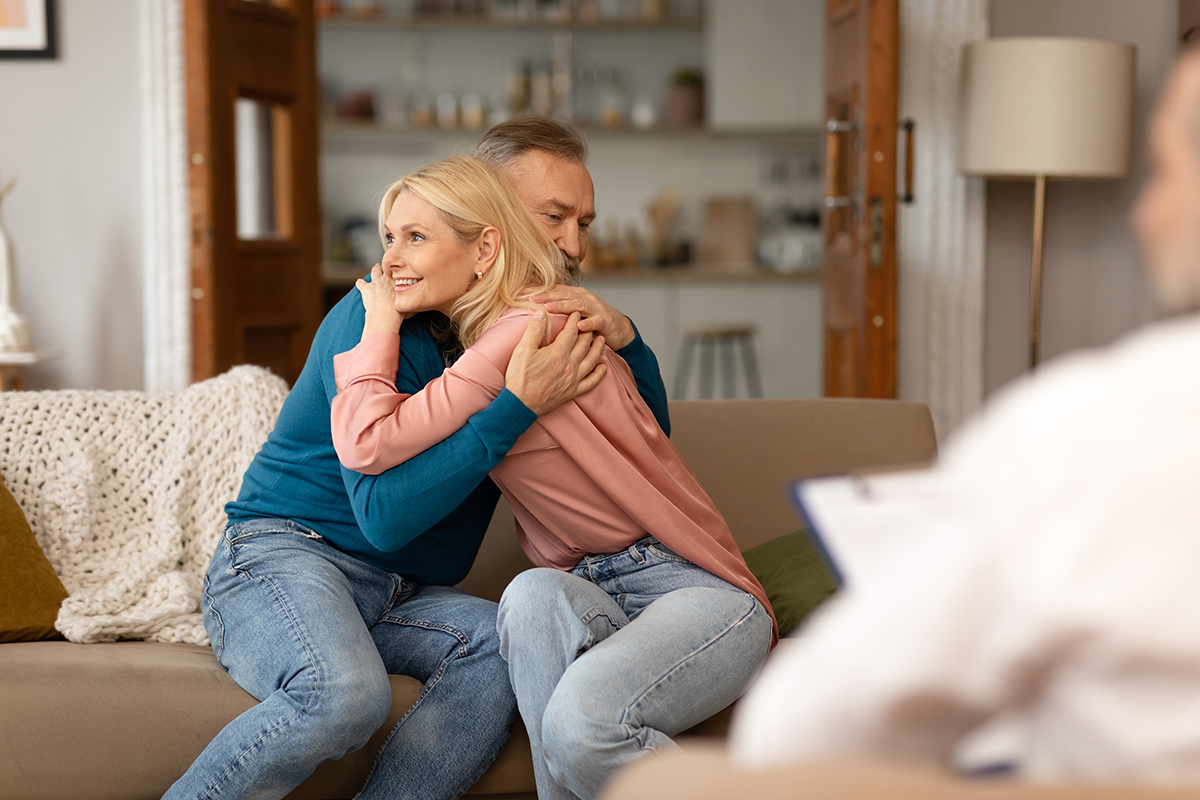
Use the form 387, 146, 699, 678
0, 0, 144, 389
984, 0, 1177, 395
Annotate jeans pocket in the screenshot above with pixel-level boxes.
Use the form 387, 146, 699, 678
227, 519, 324, 573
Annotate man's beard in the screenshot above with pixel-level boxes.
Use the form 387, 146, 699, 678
561, 256, 583, 286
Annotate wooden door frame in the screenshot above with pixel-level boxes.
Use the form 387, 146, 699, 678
184, 0, 322, 386
823, 0, 899, 398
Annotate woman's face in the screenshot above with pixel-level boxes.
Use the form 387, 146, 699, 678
380, 190, 481, 317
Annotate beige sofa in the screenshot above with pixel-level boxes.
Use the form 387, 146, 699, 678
0, 375, 938, 800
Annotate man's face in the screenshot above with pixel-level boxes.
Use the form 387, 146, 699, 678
500, 149, 596, 281
1132, 62, 1200, 313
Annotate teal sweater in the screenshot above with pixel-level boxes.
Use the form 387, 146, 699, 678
226, 287, 669, 586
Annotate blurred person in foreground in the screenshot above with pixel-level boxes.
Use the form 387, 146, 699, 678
728, 47, 1200, 786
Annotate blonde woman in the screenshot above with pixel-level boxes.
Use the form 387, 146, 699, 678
331, 156, 776, 800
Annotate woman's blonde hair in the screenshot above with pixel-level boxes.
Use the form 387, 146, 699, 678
377, 155, 564, 348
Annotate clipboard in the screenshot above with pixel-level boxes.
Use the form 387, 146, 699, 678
787, 469, 943, 590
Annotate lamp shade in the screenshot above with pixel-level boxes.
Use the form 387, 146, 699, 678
959, 38, 1136, 178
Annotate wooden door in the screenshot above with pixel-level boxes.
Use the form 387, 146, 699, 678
823, 0, 899, 397
185, 0, 322, 385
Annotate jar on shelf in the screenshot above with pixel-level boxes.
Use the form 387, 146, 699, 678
436, 92, 460, 129
507, 60, 532, 117
531, 60, 554, 117
461, 92, 485, 130
664, 67, 703, 127
597, 67, 626, 128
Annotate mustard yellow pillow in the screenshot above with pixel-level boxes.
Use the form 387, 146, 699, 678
0, 476, 67, 642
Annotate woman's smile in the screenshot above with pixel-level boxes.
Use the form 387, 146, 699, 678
380, 190, 481, 316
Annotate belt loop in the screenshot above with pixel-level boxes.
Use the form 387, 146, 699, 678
628, 543, 645, 565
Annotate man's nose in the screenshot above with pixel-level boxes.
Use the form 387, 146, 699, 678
556, 226, 583, 259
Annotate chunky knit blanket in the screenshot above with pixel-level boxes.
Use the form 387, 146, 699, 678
0, 366, 289, 644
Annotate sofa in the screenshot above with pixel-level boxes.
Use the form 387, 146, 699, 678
0, 366, 939, 800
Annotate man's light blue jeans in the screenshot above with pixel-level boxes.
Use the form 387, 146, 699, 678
496, 536, 772, 800
163, 519, 516, 800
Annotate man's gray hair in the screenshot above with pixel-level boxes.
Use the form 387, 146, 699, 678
473, 116, 589, 166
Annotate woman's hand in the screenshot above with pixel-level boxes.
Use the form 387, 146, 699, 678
357, 264, 404, 338
525, 286, 636, 350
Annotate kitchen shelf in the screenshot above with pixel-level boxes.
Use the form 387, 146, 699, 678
321, 119, 821, 153
318, 13, 703, 31
582, 265, 822, 283
323, 261, 820, 287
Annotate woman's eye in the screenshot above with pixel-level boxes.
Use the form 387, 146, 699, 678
410, 231, 424, 242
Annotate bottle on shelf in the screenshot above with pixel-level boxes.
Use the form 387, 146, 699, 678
507, 59, 532, 116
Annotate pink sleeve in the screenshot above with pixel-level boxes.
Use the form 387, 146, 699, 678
330, 318, 530, 475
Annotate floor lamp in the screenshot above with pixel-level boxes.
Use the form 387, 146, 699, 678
959, 38, 1135, 368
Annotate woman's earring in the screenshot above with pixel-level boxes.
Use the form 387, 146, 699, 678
475, 271, 483, 280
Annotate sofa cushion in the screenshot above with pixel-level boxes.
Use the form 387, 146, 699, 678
0, 476, 67, 642
742, 529, 839, 637
0, 640, 535, 800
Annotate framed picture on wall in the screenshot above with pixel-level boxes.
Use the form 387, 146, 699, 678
0, 0, 57, 60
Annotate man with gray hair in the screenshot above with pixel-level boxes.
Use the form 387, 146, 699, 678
474, 116, 643, 353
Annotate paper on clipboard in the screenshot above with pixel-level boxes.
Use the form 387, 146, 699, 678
789, 468, 950, 589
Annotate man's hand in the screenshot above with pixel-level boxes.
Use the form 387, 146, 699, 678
506, 311, 606, 416
526, 286, 636, 350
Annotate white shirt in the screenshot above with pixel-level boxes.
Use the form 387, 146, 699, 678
729, 312, 1200, 786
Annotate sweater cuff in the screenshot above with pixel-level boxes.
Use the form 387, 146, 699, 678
467, 387, 539, 466
615, 319, 647, 358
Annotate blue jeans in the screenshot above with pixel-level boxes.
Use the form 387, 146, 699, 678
163, 519, 516, 800
496, 536, 772, 800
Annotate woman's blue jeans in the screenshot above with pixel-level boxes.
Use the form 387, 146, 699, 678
496, 536, 772, 800
163, 519, 517, 800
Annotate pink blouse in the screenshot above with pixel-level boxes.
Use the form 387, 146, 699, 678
332, 307, 776, 643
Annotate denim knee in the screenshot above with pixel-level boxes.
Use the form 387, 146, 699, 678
291, 661, 393, 759
497, 569, 566, 647
540, 685, 621, 794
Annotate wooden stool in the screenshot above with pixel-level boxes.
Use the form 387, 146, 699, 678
673, 326, 763, 399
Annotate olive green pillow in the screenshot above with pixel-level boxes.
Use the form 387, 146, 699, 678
743, 529, 840, 637
0, 476, 67, 642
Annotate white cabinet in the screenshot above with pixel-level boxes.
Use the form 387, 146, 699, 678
706, 0, 824, 130
585, 273, 823, 399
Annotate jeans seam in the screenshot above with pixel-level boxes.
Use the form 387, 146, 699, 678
354, 621, 483, 798
378, 618, 471, 658
202, 571, 225, 660
579, 607, 624, 631
196, 572, 323, 800
644, 543, 690, 565
619, 595, 764, 739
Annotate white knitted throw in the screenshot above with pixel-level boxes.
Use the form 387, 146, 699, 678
0, 365, 289, 644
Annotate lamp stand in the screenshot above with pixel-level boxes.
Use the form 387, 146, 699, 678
1029, 174, 1046, 368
